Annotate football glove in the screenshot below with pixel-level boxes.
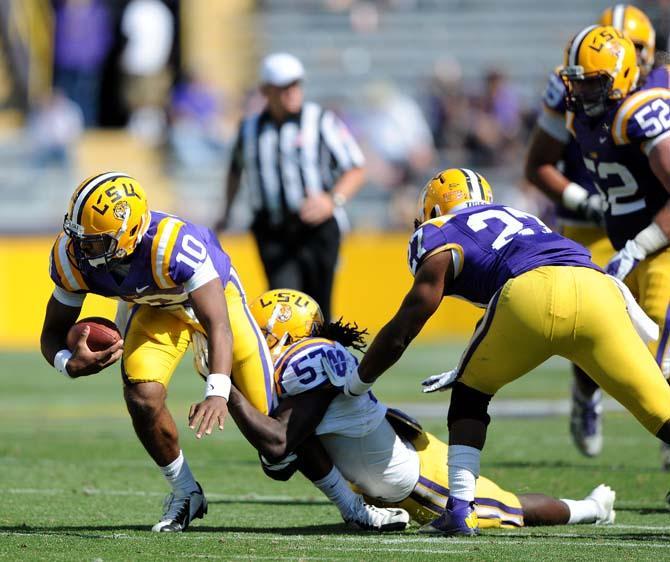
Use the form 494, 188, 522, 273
562, 183, 605, 225
421, 369, 458, 393
605, 239, 646, 280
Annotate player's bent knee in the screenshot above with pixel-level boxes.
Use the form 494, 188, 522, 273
259, 451, 300, 481
123, 382, 167, 418
447, 382, 493, 428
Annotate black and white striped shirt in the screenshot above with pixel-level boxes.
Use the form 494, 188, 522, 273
231, 101, 365, 225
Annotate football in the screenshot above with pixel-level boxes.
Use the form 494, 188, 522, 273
66, 317, 122, 352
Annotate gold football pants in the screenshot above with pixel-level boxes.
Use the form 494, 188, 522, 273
458, 266, 670, 435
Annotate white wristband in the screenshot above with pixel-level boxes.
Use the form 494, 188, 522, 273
633, 222, 669, 255
561, 182, 588, 211
54, 349, 72, 377
205, 373, 231, 400
348, 367, 373, 396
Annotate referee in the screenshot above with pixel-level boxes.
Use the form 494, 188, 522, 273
216, 53, 365, 321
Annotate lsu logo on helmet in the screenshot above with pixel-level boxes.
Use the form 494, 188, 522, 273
249, 289, 324, 358
417, 168, 493, 225
63, 172, 150, 269
599, 4, 655, 75
561, 25, 639, 117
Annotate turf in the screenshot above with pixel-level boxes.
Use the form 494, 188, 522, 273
1, 345, 669, 561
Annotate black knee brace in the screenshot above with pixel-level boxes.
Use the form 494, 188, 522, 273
447, 382, 493, 428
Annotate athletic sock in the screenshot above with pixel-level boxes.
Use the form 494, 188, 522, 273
448, 445, 480, 502
313, 466, 358, 517
160, 450, 198, 496
560, 498, 599, 524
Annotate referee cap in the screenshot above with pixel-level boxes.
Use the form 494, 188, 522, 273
260, 53, 305, 87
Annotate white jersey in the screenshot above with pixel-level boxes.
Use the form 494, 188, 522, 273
274, 337, 387, 438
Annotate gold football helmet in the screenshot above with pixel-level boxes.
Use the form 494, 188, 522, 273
600, 4, 655, 75
249, 289, 324, 358
63, 172, 150, 268
561, 25, 639, 117
418, 168, 493, 223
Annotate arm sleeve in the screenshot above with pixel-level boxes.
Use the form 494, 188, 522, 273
52, 285, 85, 307
165, 223, 220, 292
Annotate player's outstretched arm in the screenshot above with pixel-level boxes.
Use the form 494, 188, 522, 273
41, 296, 123, 377
525, 125, 570, 203
608, 137, 670, 280
227, 385, 337, 462
188, 278, 233, 438
354, 250, 451, 390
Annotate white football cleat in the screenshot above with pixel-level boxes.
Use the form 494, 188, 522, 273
151, 482, 208, 532
570, 385, 603, 457
344, 495, 410, 532
586, 484, 616, 525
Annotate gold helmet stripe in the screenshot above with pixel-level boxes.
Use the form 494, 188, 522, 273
569, 25, 598, 66
71, 171, 128, 224
459, 168, 484, 200
612, 4, 626, 31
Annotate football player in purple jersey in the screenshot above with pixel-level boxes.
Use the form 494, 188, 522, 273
525, 4, 660, 458
342, 167, 670, 536
41, 172, 275, 532
561, 26, 670, 471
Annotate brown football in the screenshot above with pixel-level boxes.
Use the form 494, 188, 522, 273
66, 317, 122, 352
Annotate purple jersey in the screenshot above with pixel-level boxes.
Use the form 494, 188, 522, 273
50, 211, 231, 308
537, 69, 598, 224
568, 80, 670, 249
407, 205, 598, 306
644, 65, 670, 89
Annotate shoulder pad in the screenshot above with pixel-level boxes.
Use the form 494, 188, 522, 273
612, 89, 670, 145
407, 218, 452, 276
275, 339, 355, 396
150, 216, 186, 288
542, 69, 567, 114
50, 233, 88, 292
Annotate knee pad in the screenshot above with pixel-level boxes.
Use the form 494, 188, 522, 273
447, 382, 493, 428
259, 451, 300, 482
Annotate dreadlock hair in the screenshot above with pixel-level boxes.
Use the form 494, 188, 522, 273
315, 317, 368, 353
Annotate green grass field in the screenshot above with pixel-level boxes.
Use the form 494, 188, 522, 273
2, 345, 670, 561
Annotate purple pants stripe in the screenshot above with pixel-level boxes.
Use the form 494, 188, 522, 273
409, 491, 443, 514
229, 269, 274, 409
418, 475, 451, 498
655, 303, 670, 369
475, 496, 524, 516
120, 304, 140, 386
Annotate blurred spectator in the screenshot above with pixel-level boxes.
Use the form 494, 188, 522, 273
119, 0, 175, 144
168, 74, 226, 168
359, 82, 436, 227
465, 69, 522, 166
27, 89, 83, 167
52, 0, 113, 127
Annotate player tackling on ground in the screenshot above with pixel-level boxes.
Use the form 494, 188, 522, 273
222, 288, 617, 531
343, 167, 670, 536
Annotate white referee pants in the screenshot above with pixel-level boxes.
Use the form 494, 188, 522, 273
319, 419, 420, 503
